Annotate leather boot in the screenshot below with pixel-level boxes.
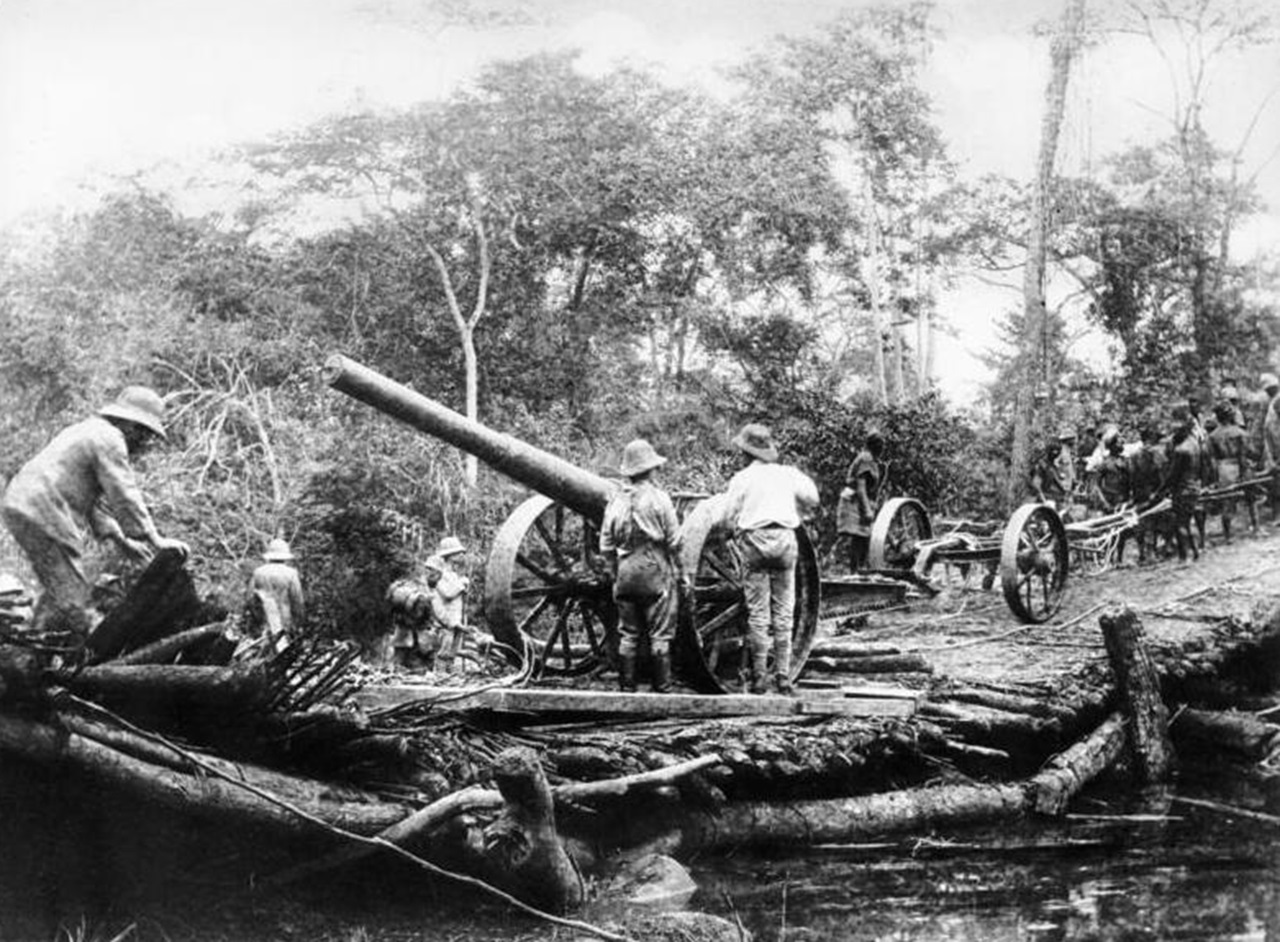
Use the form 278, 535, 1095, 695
749, 654, 770, 695
618, 654, 638, 692
651, 653, 672, 693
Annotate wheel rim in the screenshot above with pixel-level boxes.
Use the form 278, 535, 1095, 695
676, 495, 821, 694
868, 497, 933, 570
1000, 503, 1069, 623
485, 495, 617, 676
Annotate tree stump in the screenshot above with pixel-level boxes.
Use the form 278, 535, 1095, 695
1099, 606, 1173, 784
482, 746, 584, 913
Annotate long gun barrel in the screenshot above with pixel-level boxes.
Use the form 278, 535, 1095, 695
324, 355, 615, 520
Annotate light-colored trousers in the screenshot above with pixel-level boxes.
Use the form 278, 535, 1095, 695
3, 508, 95, 637
738, 527, 797, 679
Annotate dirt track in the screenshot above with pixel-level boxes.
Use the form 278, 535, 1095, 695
832, 524, 1280, 689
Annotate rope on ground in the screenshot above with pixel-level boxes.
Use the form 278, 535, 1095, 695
65, 695, 633, 942
906, 602, 1108, 653
1169, 562, 1280, 604
1172, 795, 1280, 827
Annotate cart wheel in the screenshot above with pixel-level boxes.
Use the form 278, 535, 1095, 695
675, 495, 821, 694
485, 495, 617, 676
868, 498, 933, 570
1000, 502, 1069, 623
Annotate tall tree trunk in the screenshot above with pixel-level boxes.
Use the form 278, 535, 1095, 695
864, 174, 889, 405
426, 182, 491, 488
924, 269, 938, 390
1007, 0, 1086, 510
462, 327, 480, 485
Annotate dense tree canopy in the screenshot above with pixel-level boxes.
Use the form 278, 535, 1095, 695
0, 2, 1276, 643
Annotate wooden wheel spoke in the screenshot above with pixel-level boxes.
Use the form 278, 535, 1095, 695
516, 594, 555, 635
700, 548, 740, 587
697, 601, 745, 642
516, 551, 567, 587
536, 598, 575, 671
533, 515, 571, 572
577, 600, 606, 658
511, 584, 571, 600
489, 496, 607, 677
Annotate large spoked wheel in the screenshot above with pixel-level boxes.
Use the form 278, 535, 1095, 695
675, 496, 821, 694
485, 495, 617, 676
868, 497, 933, 570
1000, 502, 1069, 623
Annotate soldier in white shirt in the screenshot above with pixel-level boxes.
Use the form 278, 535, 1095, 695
723, 424, 819, 695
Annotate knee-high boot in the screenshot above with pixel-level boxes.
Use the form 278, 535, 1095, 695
651, 653, 672, 693
618, 654, 638, 692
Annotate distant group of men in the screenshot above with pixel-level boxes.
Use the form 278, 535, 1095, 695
1031, 372, 1280, 562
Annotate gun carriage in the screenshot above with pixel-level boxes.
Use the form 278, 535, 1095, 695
324, 355, 820, 695
867, 498, 1070, 623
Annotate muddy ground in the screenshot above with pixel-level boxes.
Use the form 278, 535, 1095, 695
843, 522, 1280, 687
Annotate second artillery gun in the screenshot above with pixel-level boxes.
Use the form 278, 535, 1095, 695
325, 355, 821, 695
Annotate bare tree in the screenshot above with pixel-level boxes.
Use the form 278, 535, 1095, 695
1008, 0, 1088, 509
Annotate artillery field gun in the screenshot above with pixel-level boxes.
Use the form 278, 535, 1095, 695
325, 355, 820, 695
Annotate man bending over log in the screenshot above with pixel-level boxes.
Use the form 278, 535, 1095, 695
2, 386, 189, 641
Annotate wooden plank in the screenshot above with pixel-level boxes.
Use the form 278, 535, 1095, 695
838, 683, 922, 702
356, 684, 917, 718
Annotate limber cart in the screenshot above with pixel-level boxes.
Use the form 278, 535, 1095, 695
866, 497, 1071, 623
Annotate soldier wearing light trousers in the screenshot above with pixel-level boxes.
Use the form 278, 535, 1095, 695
725, 424, 819, 695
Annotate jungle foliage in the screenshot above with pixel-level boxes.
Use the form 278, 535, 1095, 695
0, 3, 1275, 649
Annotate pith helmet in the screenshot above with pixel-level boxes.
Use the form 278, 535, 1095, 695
732, 423, 779, 462
1056, 426, 1076, 441
99, 386, 166, 439
435, 536, 465, 557
619, 438, 666, 477
262, 538, 295, 562
1261, 372, 1280, 392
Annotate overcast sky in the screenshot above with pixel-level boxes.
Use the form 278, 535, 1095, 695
2, 0, 1278, 401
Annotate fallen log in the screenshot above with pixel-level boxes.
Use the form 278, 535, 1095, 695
113, 624, 234, 666
671, 782, 1028, 853
940, 686, 1075, 721
57, 663, 266, 713
1171, 708, 1280, 762
266, 753, 726, 888
1029, 713, 1127, 815
805, 654, 932, 674
1100, 606, 1173, 784
0, 712, 408, 836
919, 702, 1062, 760
809, 641, 902, 658
653, 714, 1137, 853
